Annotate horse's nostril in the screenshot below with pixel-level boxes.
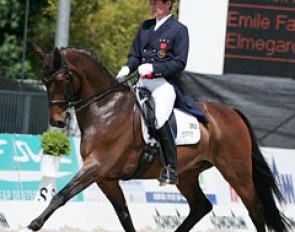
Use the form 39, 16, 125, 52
54, 121, 66, 128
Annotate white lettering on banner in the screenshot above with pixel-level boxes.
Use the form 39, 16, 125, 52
0, 213, 10, 229
210, 211, 248, 230
12, 140, 71, 164
13, 140, 42, 163
152, 192, 186, 203
0, 189, 36, 201
0, 190, 12, 200
153, 209, 185, 230
0, 139, 7, 155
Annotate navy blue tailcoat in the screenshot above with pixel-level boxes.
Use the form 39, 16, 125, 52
126, 16, 208, 124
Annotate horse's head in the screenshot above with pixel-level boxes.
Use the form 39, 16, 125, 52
33, 43, 76, 128
33, 43, 123, 129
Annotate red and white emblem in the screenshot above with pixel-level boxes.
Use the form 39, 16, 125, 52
160, 42, 167, 50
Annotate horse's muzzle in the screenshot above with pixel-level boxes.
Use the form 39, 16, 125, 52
49, 107, 70, 128
52, 120, 66, 128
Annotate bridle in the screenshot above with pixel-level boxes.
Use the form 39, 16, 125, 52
44, 52, 136, 113
45, 56, 74, 107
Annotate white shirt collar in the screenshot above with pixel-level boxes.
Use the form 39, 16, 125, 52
155, 13, 172, 31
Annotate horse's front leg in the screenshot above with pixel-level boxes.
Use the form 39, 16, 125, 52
97, 180, 136, 232
28, 161, 99, 231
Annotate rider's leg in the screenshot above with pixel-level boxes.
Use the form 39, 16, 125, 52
156, 121, 178, 184
140, 78, 178, 184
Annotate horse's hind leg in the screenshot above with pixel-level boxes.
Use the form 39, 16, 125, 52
230, 179, 265, 232
97, 181, 136, 232
216, 159, 266, 232
175, 170, 213, 232
28, 161, 99, 231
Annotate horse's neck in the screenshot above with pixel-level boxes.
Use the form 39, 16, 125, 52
75, 88, 137, 135
66, 50, 116, 99
78, 69, 116, 99
67, 50, 137, 135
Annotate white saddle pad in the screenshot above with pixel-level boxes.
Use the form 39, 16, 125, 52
141, 108, 201, 147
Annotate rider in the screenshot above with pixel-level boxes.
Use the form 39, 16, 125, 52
117, 0, 207, 185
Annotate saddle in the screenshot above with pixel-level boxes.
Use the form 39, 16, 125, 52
132, 87, 198, 179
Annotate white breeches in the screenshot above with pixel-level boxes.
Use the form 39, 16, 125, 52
138, 77, 176, 129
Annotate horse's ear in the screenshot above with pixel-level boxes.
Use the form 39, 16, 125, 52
53, 47, 62, 69
32, 43, 45, 60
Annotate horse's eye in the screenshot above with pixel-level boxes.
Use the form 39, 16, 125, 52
55, 73, 66, 81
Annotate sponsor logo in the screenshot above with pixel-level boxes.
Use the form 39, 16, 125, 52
180, 131, 194, 138
146, 191, 216, 204
0, 213, 9, 229
146, 192, 187, 204
272, 158, 295, 204
210, 211, 248, 230
230, 157, 295, 204
153, 208, 185, 230
0, 134, 82, 201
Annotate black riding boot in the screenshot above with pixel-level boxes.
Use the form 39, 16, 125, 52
157, 121, 178, 185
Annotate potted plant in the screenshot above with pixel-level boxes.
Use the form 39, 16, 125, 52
40, 130, 70, 177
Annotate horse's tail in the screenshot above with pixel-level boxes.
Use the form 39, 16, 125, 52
235, 109, 291, 232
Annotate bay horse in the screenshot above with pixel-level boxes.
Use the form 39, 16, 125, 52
29, 44, 290, 232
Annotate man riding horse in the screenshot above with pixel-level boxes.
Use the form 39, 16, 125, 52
117, 0, 207, 185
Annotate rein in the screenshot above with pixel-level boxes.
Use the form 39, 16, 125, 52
71, 74, 136, 112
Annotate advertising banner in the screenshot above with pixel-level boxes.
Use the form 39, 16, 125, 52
0, 134, 294, 231
0, 134, 82, 202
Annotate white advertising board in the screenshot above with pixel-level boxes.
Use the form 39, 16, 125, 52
0, 134, 294, 231
178, 0, 229, 75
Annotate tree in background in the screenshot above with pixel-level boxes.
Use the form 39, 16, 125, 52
1, 0, 179, 80
70, 0, 179, 74
0, 0, 25, 79
41, 0, 153, 75
71, 0, 151, 75
0, 0, 48, 79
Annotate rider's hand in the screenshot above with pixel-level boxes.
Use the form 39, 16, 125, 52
138, 63, 153, 77
117, 66, 130, 80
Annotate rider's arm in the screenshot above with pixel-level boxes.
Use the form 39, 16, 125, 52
125, 25, 142, 73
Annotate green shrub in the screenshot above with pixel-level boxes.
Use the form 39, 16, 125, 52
41, 130, 70, 156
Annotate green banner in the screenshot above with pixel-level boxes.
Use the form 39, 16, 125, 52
0, 134, 83, 201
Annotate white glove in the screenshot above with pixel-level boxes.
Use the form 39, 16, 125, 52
138, 63, 153, 76
117, 66, 130, 79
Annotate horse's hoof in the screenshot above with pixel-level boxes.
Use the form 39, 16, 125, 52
27, 219, 43, 231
